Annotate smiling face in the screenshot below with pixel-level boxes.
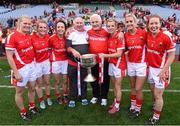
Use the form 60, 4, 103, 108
106, 20, 117, 35
37, 22, 48, 36
148, 16, 161, 35
73, 17, 84, 31
56, 22, 65, 36
125, 15, 137, 32
90, 14, 102, 30
18, 17, 31, 34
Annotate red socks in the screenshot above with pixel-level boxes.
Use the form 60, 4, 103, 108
29, 102, 35, 110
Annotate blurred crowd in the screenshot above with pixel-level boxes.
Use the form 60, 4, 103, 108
170, 2, 180, 10
0, 2, 180, 59
2, 0, 16, 10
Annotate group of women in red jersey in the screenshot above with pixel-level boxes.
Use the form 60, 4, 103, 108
5, 13, 175, 124
90, 13, 174, 124
5, 15, 69, 120
31, 20, 69, 109
101, 13, 175, 124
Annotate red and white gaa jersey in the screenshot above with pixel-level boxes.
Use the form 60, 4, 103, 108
5, 30, 35, 69
146, 30, 175, 68
49, 34, 67, 61
124, 28, 147, 63
88, 28, 109, 54
172, 34, 178, 44
108, 32, 127, 70
31, 33, 50, 62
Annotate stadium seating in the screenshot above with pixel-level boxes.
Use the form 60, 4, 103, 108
135, 5, 180, 21
0, 4, 180, 27
0, 7, 11, 14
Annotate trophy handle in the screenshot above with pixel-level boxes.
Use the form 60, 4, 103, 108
74, 57, 80, 62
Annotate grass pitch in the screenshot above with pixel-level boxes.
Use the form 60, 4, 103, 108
0, 59, 180, 125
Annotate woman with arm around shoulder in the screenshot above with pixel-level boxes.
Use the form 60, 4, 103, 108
31, 20, 53, 109
99, 18, 127, 114
5, 15, 40, 121
49, 21, 69, 105
124, 13, 147, 118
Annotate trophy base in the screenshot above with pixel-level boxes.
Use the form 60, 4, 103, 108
84, 74, 96, 82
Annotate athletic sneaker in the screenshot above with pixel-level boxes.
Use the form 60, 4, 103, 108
108, 105, 119, 114
130, 110, 141, 118
152, 103, 155, 111
29, 107, 41, 115
20, 113, 31, 121
40, 100, 46, 109
101, 99, 107, 106
145, 117, 159, 125
47, 98, 53, 106
90, 97, 98, 104
57, 96, 63, 105
109, 101, 116, 110
68, 100, 75, 108
63, 96, 69, 104
128, 107, 135, 114
81, 99, 88, 106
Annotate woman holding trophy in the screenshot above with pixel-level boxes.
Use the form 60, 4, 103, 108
99, 18, 126, 114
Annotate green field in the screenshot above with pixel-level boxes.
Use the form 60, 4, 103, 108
0, 59, 180, 125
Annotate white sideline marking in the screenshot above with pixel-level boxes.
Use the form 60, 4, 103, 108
0, 85, 180, 93
3, 75, 180, 80
173, 77, 180, 80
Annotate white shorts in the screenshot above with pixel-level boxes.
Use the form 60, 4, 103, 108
36, 59, 51, 78
108, 63, 126, 78
11, 62, 37, 87
148, 66, 170, 89
127, 62, 147, 77
175, 43, 180, 55
52, 60, 68, 74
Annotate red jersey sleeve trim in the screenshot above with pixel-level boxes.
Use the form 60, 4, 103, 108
125, 51, 128, 54
117, 47, 125, 50
167, 48, 175, 52
49, 34, 56, 39
5, 47, 15, 50
6, 32, 15, 44
68, 59, 77, 67
67, 47, 73, 53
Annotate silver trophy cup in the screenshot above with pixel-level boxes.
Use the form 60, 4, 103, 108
80, 54, 97, 82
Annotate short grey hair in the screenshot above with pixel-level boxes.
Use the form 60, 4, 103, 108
73, 17, 84, 24
90, 14, 102, 22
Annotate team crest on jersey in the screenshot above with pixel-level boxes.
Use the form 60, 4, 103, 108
114, 40, 117, 45
95, 31, 100, 34
60, 43, 64, 48
42, 42, 45, 46
132, 40, 135, 43
159, 42, 163, 47
140, 36, 143, 40
110, 41, 113, 46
